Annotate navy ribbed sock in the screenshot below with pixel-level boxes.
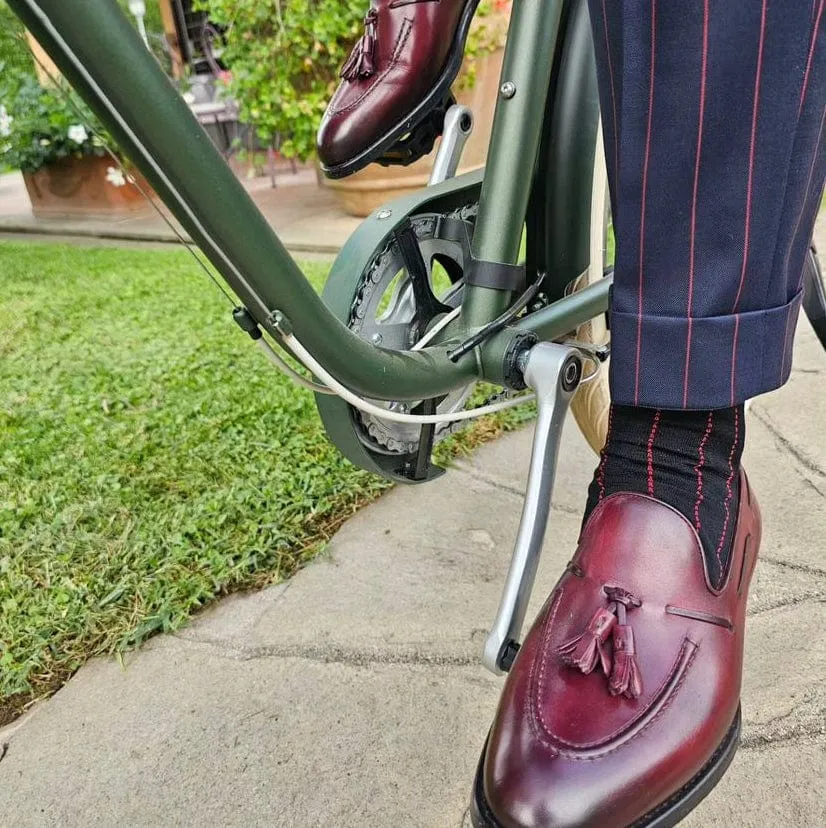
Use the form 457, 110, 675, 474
583, 404, 745, 588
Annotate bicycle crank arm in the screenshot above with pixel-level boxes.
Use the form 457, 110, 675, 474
482, 342, 584, 675
428, 105, 474, 186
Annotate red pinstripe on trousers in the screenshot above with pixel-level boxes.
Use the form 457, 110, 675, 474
600, 0, 619, 183
683, 0, 710, 408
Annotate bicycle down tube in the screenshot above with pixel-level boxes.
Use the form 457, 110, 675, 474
7, 0, 609, 400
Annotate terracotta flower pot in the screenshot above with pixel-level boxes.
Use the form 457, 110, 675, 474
324, 25, 507, 217
22, 154, 155, 218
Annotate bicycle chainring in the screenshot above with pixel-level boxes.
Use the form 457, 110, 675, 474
347, 206, 477, 455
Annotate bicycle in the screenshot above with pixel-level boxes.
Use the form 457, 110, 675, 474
8, 0, 826, 822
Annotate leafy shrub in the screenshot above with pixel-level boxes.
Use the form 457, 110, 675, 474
0, 0, 36, 107
1, 75, 118, 174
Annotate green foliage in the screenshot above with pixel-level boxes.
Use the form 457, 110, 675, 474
194, 0, 510, 162
0, 241, 531, 717
0, 3, 121, 173
0, 243, 387, 710
0, 74, 118, 173
0, 0, 36, 107
0, 2, 33, 82
193, 0, 366, 161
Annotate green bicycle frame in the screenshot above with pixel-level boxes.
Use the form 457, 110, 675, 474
7, 0, 609, 400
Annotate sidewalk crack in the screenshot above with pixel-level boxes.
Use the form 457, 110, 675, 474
748, 594, 825, 616
760, 556, 826, 578
172, 634, 481, 669
450, 463, 581, 515
751, 407, 826, 480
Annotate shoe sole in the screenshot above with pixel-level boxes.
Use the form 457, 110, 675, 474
320, 0, 482, 180
470, 705, 742, 828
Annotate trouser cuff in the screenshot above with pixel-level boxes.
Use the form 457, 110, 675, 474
608, 292, 803, 409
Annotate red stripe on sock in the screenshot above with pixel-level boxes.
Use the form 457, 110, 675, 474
635, 0, 657, 405
715, 407, 740, 574
732, 0, 767, 314
596, 405, 615, 502
693, 411, 714, 533
646, 410, 662, 497
683, 0, 709, 408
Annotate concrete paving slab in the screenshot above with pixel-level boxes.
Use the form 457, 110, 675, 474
0, 636, 501, 828
449, 418, 595, 516
745, 406, 826, 574
741, 602, 826, 736
1, 369, 824, 827
0, 170, 360, 255
209, 470, 579, 663
682, 741, 825, 828
1, 229, 824, 825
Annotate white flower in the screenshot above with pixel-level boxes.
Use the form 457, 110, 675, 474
105, 166, 127, 187
67, 124, 88, 144
0, 106, 12, 138
39, 138, 51, 147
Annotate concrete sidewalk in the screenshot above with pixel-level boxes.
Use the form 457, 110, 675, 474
0, 169, 360, 255
0, 316, 824, 826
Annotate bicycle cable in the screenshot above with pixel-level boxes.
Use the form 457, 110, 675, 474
282, 332, 535, 425
24, 44, 543, 425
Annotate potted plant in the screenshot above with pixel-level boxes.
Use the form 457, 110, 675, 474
1, 74, 153, 217
195, 0, 512, 216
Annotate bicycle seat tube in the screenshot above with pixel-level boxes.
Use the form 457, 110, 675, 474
462, 0, 566, 329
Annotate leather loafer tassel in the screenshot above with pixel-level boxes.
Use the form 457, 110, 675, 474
608, 613, 643, 699
556, 606, 615, 676
340, 9, 379, 80
557, 584, 644, 696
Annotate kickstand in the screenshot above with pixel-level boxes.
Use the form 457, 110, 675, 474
482, 342, 584, 674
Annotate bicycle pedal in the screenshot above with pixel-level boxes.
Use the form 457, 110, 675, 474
375, 95, 457, 168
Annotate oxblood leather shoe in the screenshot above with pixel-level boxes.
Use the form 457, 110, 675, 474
317, 0, 479, 178
471, 469, 761, 828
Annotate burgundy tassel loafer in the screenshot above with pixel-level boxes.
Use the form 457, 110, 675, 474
317, 0, 479, 178
472, 470, 761, 828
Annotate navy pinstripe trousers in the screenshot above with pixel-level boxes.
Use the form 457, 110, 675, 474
589, 0, 826, 409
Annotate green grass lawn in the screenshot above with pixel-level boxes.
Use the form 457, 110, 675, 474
0, 241, 533, 724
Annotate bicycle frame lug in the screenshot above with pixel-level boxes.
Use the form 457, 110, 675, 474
482, 342, 582, 675
266, 309, 293, 337
503, 332, 538, 391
